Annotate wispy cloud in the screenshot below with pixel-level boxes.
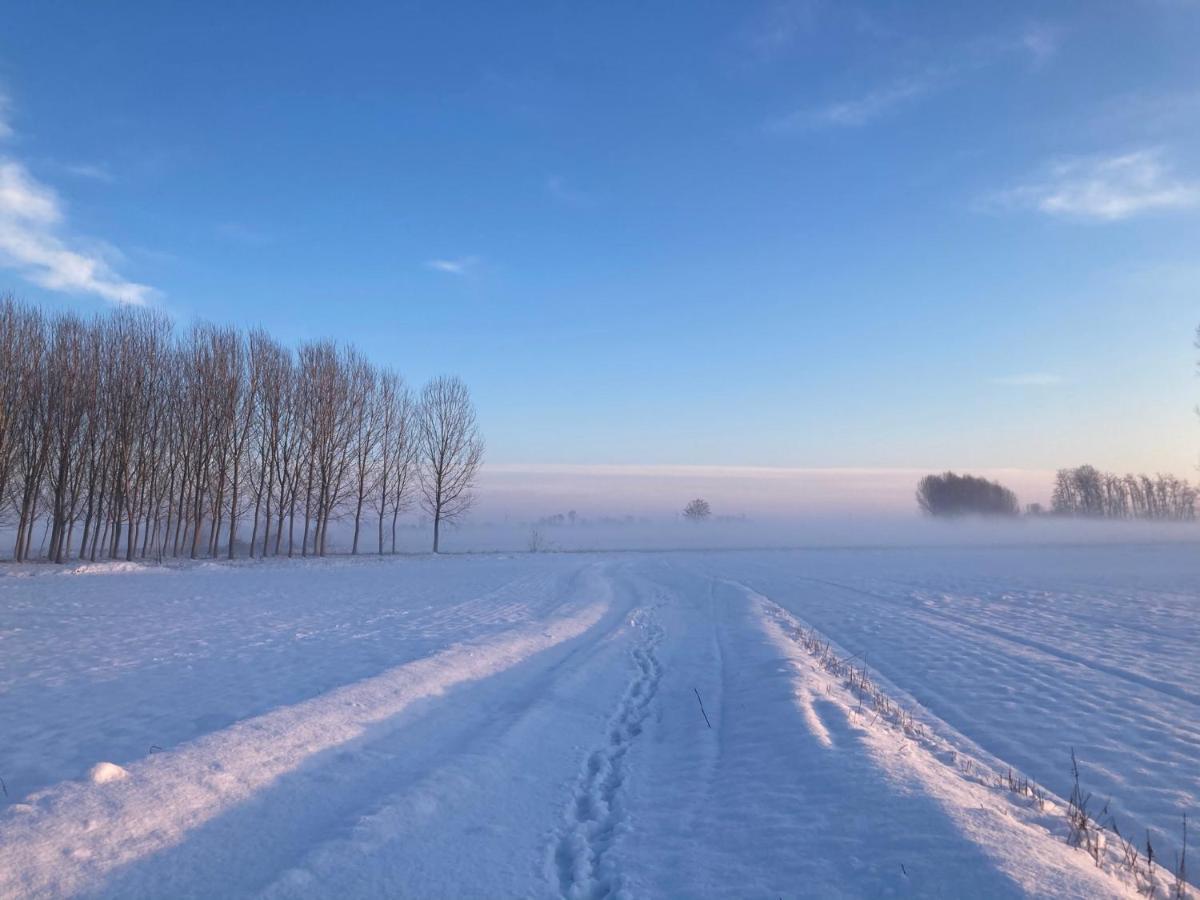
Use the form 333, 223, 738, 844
1018, 23, 1060, 66
0, 159, 154, 305
216, 221, 272, 245
988, 149, 1200, 221
742, 0, 821, 61
61, 162, 115, 183
426, 256, 480, 276
768, 21, 1061, 133
545, 174, 593, 208
989, 373, 1063, 387
0, 88, 153, 305
969, 22, 1061, 67
768, 74, 935, 132
1093, 89, 1200, 140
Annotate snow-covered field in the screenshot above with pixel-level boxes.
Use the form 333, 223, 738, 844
1, 544, 1196, 897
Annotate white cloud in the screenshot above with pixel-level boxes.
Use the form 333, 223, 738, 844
1095, 90, 1200, 140
767, 21, 1062, 134
61, 162, 115, 183
0, 87, 154, 305
742, 0, 821, 61
545, 174, 592, 208
426, 256, 479, 275
991, 149, 1200, 221
988, 373, 1063, 387
0, 160, 58, 222
970, 22, 1061, 67
1018, 24, 1059, 65
786, 76, 932, 130
216, 221, 272, 245
0, 159, 154, 305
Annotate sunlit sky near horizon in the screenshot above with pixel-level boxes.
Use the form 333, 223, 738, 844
2, 1, 1199, 514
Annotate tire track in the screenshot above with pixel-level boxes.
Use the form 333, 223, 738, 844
0, 597, 610, 899
553, 608, 663, 900
797, 573, 1200, 710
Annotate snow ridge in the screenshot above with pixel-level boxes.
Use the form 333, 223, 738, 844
0, 598, 607, 898
750, 587, 1156, 898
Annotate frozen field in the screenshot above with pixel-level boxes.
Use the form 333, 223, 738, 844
1, 544, 1197, 898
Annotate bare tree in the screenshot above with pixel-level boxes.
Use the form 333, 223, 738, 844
44, 313, 94, 563
1052, 465, 1196, 520
246, 330, 289, 557
296, 342, 358, 556
417, 376, 484, 553
371, 371, 416, 554
347, 357, 379, 554
202, 326, 241, 558
0, 297, 485, 562
10, 305, 48, 561
182, 323, 220, 559
917, 472, 1019, 517
0, 296, 31, 537
110, 311, 171, 561
277, 372, 304, 557
683, 498, 712, 521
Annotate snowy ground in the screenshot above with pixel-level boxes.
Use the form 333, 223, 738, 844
1, 545, 1196, 898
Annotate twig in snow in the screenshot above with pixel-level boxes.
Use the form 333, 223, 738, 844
0, 775, 7, 798
693, 688, 712, 729
1067, 748, 1102, 865
1172, 813, 1189, 899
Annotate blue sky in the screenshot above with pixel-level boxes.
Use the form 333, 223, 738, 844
2, 1, 1199, 508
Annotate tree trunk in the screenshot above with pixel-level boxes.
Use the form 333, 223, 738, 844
352, 494, 364, 554
227, 459, 241, 559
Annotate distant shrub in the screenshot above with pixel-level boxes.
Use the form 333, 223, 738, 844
916, 472, 1019, 517
683, 498, 712, 521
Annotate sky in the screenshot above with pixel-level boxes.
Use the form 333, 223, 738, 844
1, 1, 1199, 517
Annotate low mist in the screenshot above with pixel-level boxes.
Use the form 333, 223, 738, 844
308, 514, 1200, 555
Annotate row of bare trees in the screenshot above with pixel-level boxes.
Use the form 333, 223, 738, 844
0, 296, 483, 562
1051, 465, 1197, 521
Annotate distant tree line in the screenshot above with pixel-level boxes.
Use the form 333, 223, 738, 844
536, 510, 579, 527
0, 296, 483, 562
916, 472, 1019, 517
1051, 465, 1196, 521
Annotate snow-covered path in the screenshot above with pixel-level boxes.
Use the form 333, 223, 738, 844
1, 550, 1191, 898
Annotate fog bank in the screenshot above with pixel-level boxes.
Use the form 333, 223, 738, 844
359, 515, 1200, 555
473, 464, 1058, 520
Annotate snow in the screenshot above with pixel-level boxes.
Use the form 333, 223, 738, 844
85, 763, 129, 785
0, 544, 1196, 897
692, 545, 1200, 873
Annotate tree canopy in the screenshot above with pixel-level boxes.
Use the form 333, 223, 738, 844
916, 472, 1019, 517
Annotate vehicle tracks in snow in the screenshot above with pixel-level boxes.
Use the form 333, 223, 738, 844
552, 606, 664, 900
0, 588, 613, 899
785, 571, 1200, 710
